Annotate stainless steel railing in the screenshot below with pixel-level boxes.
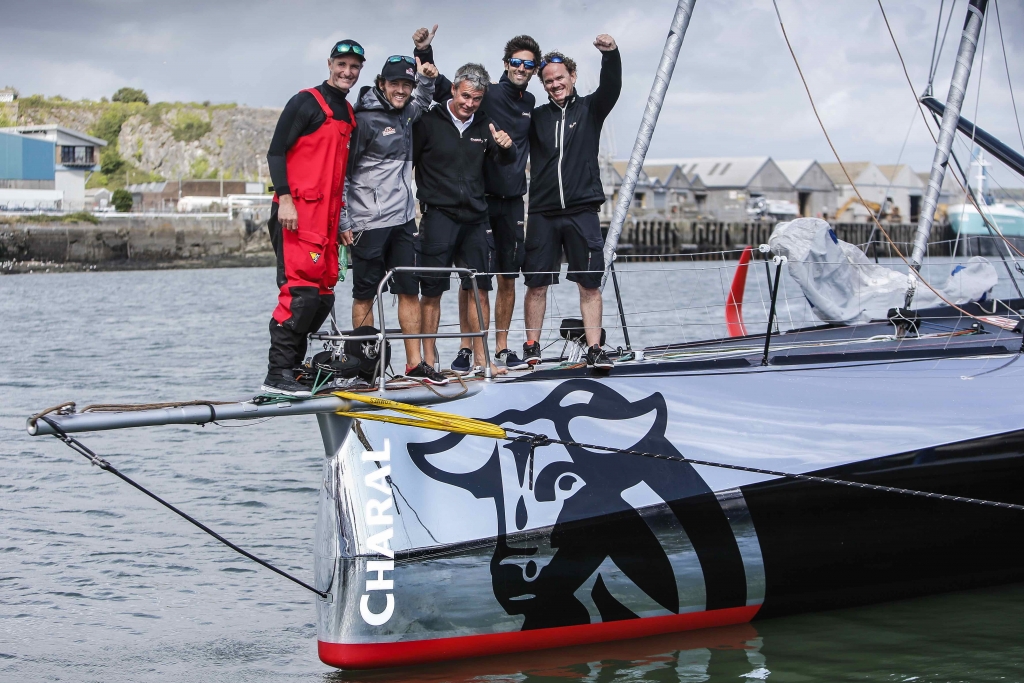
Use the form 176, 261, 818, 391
308, 266, 491, 390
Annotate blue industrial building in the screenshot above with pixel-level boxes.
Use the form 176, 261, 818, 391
0, 130, 55, 181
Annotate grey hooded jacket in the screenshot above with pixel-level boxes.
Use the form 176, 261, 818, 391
340, 73, 434, 233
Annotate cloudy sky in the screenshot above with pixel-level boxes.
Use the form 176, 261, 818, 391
3, 0, 1023, 188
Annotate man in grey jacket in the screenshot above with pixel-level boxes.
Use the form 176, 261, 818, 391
340, 54, 449, 385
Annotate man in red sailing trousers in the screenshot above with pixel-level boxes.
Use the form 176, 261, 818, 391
262, 40, 364, 397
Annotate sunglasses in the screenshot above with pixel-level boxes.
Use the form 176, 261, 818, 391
507, 57, 536, 70
333, 42, 365, 56
539, 55, 564, 70
387, 55, 415, 64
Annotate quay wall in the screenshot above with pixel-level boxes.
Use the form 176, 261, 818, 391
612, 218, 954, 260
1, 215, 274, 272
3, 215, 956, 272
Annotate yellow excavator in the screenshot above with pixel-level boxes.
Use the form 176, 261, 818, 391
834, 197, 902, 222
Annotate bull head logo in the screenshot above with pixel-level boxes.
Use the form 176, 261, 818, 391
408, 380, 747, 630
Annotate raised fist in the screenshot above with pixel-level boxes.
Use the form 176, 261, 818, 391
594, 34, 617, 52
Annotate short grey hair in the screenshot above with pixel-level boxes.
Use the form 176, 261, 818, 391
452, 63, 489, 93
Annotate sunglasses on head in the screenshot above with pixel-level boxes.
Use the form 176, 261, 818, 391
507, 57, 536, 70
387, 55, 415, 64
333, 42, 365, 56
539, 56, 564, 70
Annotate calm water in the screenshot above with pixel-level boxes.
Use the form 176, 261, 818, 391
2, 263, 1023, 682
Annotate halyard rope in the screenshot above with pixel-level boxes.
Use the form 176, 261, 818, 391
771, 0, 1006, 321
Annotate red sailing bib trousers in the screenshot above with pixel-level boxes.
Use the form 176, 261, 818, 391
267, 87, 354, 375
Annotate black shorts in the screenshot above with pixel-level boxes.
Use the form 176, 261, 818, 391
523, 211, 604, 290
416, 209, 493, 298
350, 220, 418, 300
487, 196, 525, 279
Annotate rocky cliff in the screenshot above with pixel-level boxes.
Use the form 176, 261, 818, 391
15, 96, 281, 188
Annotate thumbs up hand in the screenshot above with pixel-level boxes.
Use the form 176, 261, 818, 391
489, 122, 512, 149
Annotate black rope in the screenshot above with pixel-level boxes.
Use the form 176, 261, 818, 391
38, 416, 329, 600
504, 428, 1024, 513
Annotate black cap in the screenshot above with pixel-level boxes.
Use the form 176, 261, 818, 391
330, 39, 365, 61
381, 56, 417, 83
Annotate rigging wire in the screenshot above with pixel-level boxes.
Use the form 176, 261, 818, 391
770, 0, 987, 320
927, 0, 947, 89
994, 0, 1024, 154
877, 0, 1024, 262
38, 416, 329, 599
929, 0, 960, 91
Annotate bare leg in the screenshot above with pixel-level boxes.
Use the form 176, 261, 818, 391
421, 295, 442, 366
458, 288, 471, 350
397, 293, 422, 368
578, 284, 603, 347
495, 276, 516, 351
352, 298, 374, 329
464, 287, 506, 375
524, 285, 548, 344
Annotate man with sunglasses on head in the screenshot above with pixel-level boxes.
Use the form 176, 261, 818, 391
413, 27, 541, 374
261, 39, 364, 397
412, 63, 516, 377
338, 53, 449, 386
522, 34, 621, 370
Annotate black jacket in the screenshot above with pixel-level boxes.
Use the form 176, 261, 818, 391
528, 49, 621, 214
412, 102, 516, 223
419, 48, 535, 199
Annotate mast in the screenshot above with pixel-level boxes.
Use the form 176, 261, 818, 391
909, 0, 988, 279
601, 0, 697, 288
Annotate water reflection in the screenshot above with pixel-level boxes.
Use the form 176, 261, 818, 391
329, 624, 765, 683
329, 583, 1024, 682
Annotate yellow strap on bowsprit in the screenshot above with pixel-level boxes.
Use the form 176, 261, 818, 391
332, 391, 507, 440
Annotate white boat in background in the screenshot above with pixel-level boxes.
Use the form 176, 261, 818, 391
948, 202, 1024, 256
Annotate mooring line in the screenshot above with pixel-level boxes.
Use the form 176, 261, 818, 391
38, 416, 329, 600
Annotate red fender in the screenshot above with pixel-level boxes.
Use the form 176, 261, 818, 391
725, 245, 752, 337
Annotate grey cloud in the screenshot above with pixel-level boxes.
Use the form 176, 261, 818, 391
2, 0, 1021, 187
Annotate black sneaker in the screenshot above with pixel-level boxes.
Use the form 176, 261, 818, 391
261, 370, 312, 398
522, 341, 542, 366
406, 362, 449, 386
586, 345, 613, 370
495, 349, 527, 369
451, 347, 473, 375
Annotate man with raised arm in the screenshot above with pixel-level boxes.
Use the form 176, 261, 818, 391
339, 51, 450, 386
413, 26, 541, 373
522, 35, 621, 370
262, 39, 364, 397
412, 63, 516, 377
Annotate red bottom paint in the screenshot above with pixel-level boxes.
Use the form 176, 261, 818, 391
318, 604, 761, 670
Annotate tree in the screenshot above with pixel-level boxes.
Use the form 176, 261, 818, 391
111, 87, 149, 104
112, 188, 133, 213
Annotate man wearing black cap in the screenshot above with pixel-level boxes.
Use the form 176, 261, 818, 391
262, 39, 364, 397
339, 53, 449, 385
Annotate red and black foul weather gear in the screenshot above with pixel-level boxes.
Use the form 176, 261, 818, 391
266, 86, 355, 377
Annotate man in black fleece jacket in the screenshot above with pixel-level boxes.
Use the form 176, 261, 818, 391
413, 27, 541, 372
412, 62, 516, 375
523, 35, 621, 370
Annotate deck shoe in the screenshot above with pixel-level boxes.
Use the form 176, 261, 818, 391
261, 370, 313, 398
495, 349, 527, 369
522, 341, 542, 366
586, 345, 614, 370
406, 362, 450, 386
451, 348, 474, 375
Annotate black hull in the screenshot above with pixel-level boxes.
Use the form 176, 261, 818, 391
746, 429, 1024, 618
